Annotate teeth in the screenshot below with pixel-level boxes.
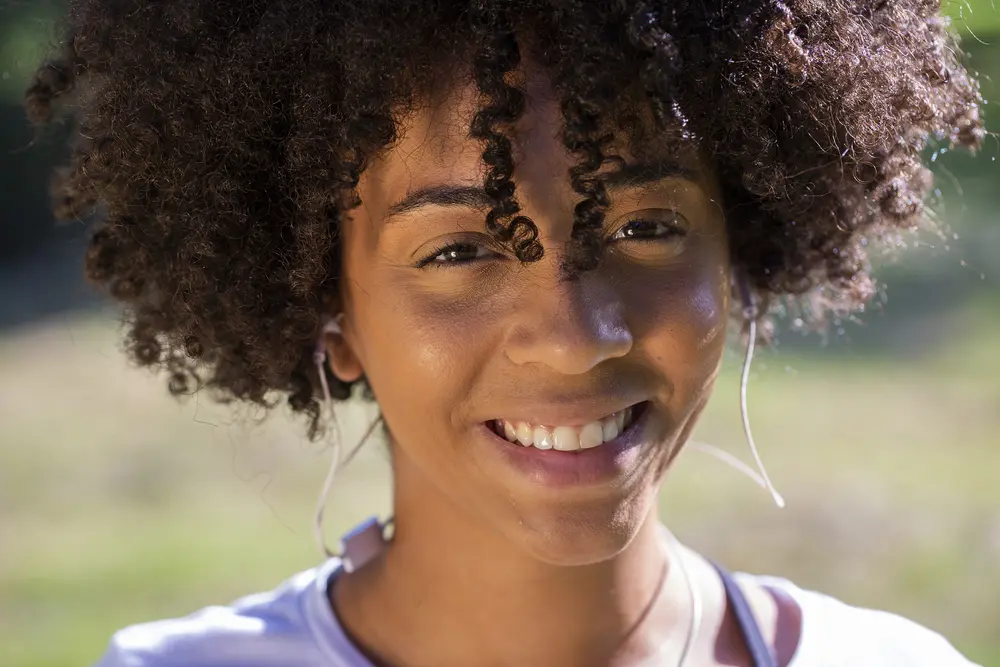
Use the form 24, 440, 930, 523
494, 406, 638, 450
579, 422, 603, 449
601, 417, 619, 443
503, 421, 517, 441
553, 426, 580, 451
533, 426, 554, 450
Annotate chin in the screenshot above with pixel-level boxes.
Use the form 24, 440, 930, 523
508, 492, 656, 566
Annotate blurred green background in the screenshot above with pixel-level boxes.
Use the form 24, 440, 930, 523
1, 2, 999, 666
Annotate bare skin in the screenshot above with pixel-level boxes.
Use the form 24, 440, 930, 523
323, 64, 801, 667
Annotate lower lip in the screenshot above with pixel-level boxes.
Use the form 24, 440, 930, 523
479, 403, 652, 488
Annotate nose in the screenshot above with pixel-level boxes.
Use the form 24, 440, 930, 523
503, 273, 633, 375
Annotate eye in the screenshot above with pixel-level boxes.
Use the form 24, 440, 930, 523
611, 213, 688, 242
417, 241, 494, 268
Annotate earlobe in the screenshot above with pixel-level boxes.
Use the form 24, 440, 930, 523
327, 342, 364, 383
322, 314, 365, 383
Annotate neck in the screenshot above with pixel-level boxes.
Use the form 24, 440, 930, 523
334, 459, 693, 667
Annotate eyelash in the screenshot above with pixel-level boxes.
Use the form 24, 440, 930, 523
416, 214, 687, 268
610, 215, 687, 242
416, 242, 493, 268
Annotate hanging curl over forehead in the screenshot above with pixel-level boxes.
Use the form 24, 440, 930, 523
25, 0, 984, 434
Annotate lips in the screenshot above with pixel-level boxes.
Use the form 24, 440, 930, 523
480, 401, 653, 488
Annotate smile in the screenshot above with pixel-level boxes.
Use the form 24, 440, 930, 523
489, 403, 646, 451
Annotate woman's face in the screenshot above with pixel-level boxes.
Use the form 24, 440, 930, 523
331, 68, 730, 565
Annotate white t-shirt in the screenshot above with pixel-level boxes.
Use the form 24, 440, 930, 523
94, 557, 981, 667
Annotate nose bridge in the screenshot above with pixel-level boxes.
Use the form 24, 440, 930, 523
503, 268, 633, 375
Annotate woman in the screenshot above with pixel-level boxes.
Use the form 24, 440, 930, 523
26, 1, 985, 665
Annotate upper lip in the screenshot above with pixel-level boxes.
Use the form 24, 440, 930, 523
485, 399, 649, 427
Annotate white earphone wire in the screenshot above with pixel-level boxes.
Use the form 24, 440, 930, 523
313, 333, 342, 558
687, 441, 771, 492
662, 529, 702, 667
683, 280, 785, 508
736, 280, 786, 509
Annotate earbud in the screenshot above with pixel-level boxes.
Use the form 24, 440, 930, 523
315, 313, 346, 398
323, 313, 345, 336
736, 270, 758, 321
315, 313, 344, 373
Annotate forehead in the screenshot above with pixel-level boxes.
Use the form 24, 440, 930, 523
357, 65, 707, 220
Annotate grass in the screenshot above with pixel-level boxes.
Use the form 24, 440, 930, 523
1, 307, 998, 667
944, 0, 1000, 35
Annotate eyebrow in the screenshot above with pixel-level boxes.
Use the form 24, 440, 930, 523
602, 160, 699, 189
386, 185, 493, 218
384, 160, 698, 220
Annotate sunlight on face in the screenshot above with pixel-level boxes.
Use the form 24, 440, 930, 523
333, 64, 731, 565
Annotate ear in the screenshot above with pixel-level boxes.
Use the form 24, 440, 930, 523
731, 267, 757, 319
322, 318, 365, 384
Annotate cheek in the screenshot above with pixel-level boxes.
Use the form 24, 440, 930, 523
627, 260, 729, 391
405, 301, 492, 390
339, 216, 496, 430
690, 265, 730, 352
352, 282, 497, 428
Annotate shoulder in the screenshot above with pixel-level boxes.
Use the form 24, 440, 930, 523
92, 561, 341, 667
739, 573, 982, 667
